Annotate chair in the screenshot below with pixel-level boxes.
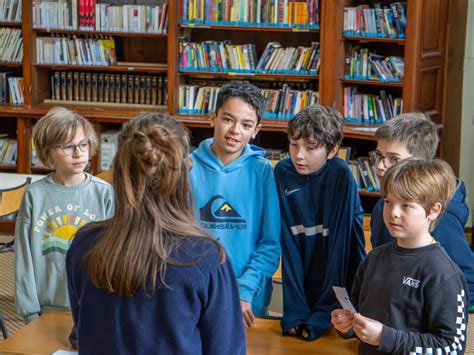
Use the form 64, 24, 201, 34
0, 177, 31, 253
0, 177, 30, 339
96, 169, 113, 183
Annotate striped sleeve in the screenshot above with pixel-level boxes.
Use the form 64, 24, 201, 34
378, 275, 469, 355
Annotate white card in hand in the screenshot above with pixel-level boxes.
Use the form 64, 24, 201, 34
332, 286, 356, 313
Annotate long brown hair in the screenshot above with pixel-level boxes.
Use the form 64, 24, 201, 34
87, 112, 225, 296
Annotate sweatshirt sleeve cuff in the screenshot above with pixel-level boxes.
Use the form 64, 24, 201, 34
336, 328, 355, 339
378, 325, 397, 353
238, 287, 254, 304
24, 313, 40, 324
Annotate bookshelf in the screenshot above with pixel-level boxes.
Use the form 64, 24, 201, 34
0, 0, 466, 184
1, 0, 23, 170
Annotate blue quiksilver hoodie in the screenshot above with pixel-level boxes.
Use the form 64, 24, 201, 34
371, 179, 474, 307
189, 138, 281, 315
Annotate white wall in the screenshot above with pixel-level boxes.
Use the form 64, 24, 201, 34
460, 0, 474, 227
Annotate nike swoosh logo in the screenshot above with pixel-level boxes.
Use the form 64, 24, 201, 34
284, 188, 300, 196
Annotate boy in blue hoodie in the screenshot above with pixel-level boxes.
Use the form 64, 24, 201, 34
370, 112, 474, 311
189, 81, 281, 327
274, 105, 366, 341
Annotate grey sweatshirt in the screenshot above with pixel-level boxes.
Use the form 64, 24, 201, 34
14, 173, 114, 322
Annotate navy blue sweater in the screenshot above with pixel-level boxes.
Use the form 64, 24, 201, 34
371, 180, 474, 307
352, 242, 469, 354
274, 157, 366, 340
66, 225, 246, 355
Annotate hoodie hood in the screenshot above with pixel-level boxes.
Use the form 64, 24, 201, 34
191, 138, 266, 173
447, 179, 469, 226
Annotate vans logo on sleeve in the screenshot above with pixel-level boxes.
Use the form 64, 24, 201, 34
402, 276, 420, 288
284, 188, 300, 196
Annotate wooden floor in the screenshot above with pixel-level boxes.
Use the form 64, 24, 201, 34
1, 228, 474, 352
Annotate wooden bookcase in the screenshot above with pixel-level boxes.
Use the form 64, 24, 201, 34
0, 0, 466, 177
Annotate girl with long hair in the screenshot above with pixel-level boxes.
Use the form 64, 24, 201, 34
66, 113, 246, 354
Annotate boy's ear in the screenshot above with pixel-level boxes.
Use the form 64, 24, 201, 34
252, 123, 262, 139
210, 112, 216, 127
427, 202, 442, 221
327, 145, 339, 160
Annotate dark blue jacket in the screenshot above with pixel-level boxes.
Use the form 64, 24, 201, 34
66, 225, 246, 355
371, 180, 474, 307
274, 157, 366, 340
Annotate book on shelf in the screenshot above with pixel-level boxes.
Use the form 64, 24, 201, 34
264, 149, 289, 167
343, 86, 402, 124
0, 137, 17, 164
32, 1, 168, 34
179, 39, 257, 72
100, 129, 120, 171
36, 35, 117, 66
256, 41, 320, 74
0, 71, 11, 103
49, 70, 167, 106
178, 81, 318, 119
349, 157, 380, 192
179, 39, 320, 75
0, 0, 21, 22
0, 27, 23, 63
343, 2, 406, 39
31, 137, 44, 167
0, 73, 23, 104
337, 146, 351, 162
32, 0, 79, 30
344, 45, 404, 82
95, 3, 168, 33
181, 0, 319, 29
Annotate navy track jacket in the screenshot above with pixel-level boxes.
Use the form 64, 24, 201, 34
275, 157, 366, 340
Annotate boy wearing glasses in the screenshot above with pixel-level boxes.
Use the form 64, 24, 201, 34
332, 159, 469, 354
370, 112, 474, 311
15, 107, 114, 323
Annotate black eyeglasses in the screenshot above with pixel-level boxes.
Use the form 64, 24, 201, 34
56, 141, 90, 156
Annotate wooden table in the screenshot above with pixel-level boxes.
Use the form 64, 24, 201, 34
0, 312, 358, 354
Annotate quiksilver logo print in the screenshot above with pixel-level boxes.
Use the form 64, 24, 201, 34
199, 195, 248, 230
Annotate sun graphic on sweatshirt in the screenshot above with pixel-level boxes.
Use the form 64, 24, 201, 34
41, 214, 87, 256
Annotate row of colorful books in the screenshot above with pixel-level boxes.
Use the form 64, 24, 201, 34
0, 73, 23, 105
343, 2, 406, 38
344, 46, 404, 81
178, 83, 318, 119
258, 41, 320, 74
262, 85, 319, 118
32, 1, 168, 33
344, 86, 402, 124
50, 71, 167, 106
0, 137, 17, 164
178, 85, 219, 114
179, 40, 320, 74
349, 157, 380, 192
179, 40, 257, 71
0, 0, 21, 22
0, 27, 22, 63
36, 35, 117, 66
95, 4, 168, 34
181, 0, 319, 28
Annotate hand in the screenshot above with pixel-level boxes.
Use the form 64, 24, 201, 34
240, 300, 255, 328
352, 313, 383, 346
331, 309, 354, 333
